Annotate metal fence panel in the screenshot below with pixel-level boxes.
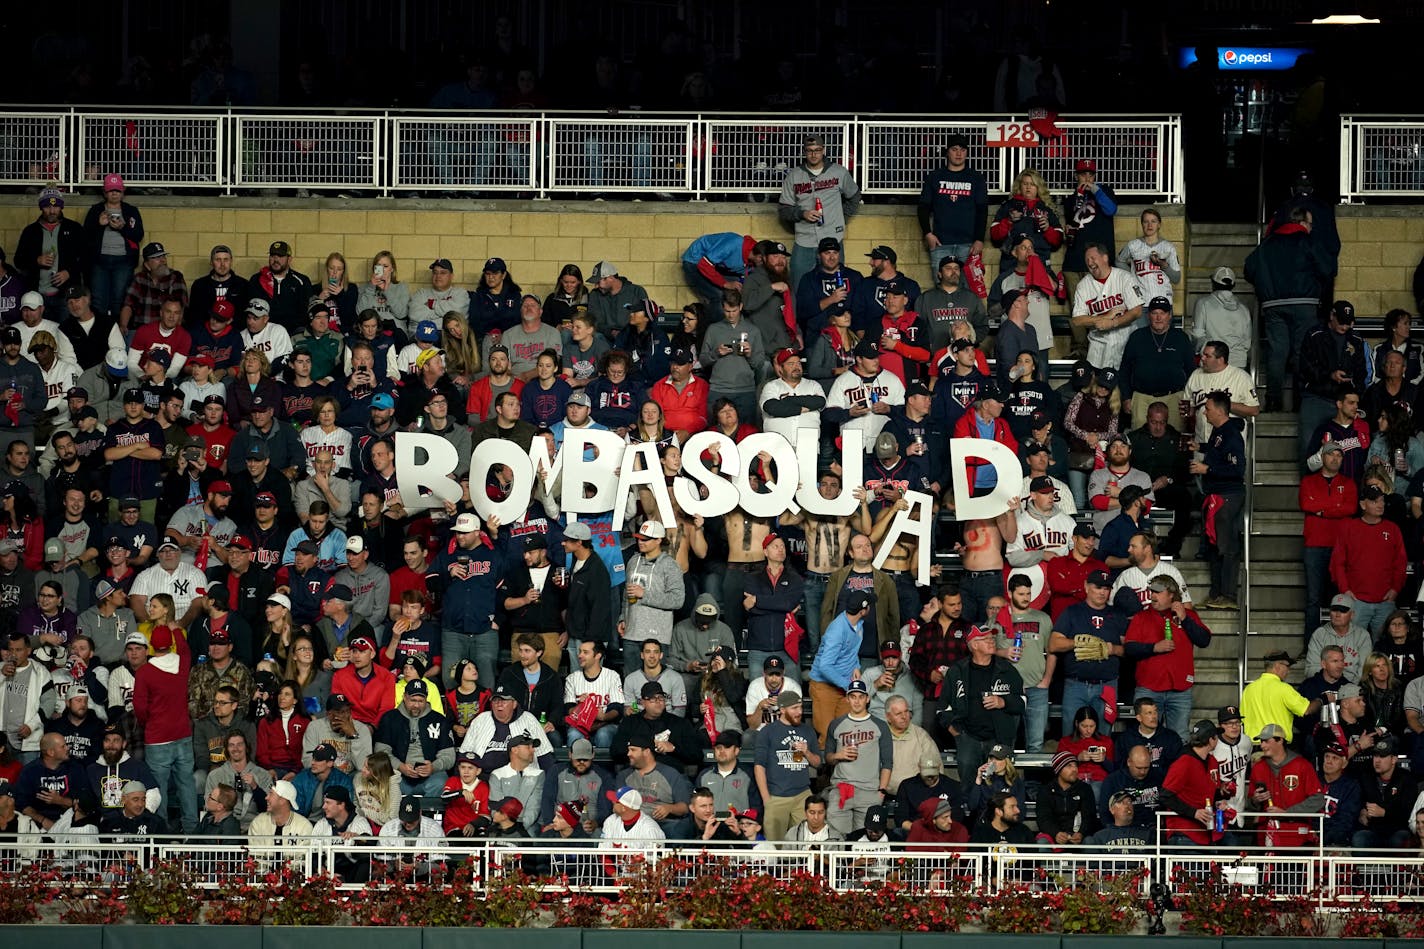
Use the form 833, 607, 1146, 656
0, 112, 67, 186
1344, 119, 1424, 198
234, 115, 381, 189
1018, 120, 1170, 198
391, 117, 538, 191
859, 120, 1011, 195
701, 120, 853, 196
77, 113, 224, 188
547, 118, 694, 193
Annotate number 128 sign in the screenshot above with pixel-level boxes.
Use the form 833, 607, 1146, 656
985, 122, 1040, 148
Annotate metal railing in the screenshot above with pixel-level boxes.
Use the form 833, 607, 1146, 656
4, 834, 1419, 903
1340, 114, 1424, 201
0, 106, 1185, 201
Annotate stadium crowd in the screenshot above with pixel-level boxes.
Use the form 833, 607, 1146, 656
0, 144, 1419, 866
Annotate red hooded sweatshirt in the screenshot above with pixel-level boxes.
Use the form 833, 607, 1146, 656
877, 310, 932, 385
133, 626, 192, 744
906, 797, 969, 850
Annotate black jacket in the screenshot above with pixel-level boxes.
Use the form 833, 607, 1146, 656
15, 216, 86, 295
610, 711, 706, 769
565, 552, 612, 647
1298, 325, 1369, 399
1036, 779, 1100, 841
61, 310, 122, 371
744, 565, 803, 653
187, 273, 251, 328
503, 563, 566, 633
82, 201, 144, 269
496, 662, 564, 723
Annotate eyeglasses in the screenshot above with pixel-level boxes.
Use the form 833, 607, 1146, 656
37, 592, 59, 598
213, 699, 235, 706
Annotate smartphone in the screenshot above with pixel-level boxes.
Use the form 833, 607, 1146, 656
373, 264, 386, 278
715, 810, 731, 821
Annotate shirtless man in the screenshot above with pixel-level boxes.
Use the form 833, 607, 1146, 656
722, 505, 774, 649
870, 495, 942, 630
780, 470, 872, 654
954, 499, 1019, 627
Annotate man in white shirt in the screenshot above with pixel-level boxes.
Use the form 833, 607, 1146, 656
1110, 530, 1191, 614
1183, 339, 1259, 443
1070, 242, 1145, 370
239, 299, 292, 365
563, 640, 625, 749
599, 786, 664, 848
760, 348, 826, 447
408, 259, 470, 318
1007, 476, 1076, 566
825, 339, 906, 452
128, 537, 209, 626
16, 292, 78, 365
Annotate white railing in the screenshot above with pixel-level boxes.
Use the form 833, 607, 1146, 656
1340, 114, 1424, 201
6, 834, 1421, 903
0, 107, 1185, 201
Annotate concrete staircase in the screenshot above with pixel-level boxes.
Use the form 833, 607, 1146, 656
1247, 414, 1310, 678
1185, 221, 1258, 316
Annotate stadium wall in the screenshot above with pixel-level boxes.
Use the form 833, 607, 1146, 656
0, 197, 1186, 317
0, 925, 1402, 946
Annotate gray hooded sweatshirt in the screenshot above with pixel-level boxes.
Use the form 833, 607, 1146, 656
1191, 289, 1252, 369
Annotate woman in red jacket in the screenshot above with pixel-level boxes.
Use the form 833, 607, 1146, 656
1056, 706, 1114, 793
256, 679, 309, 782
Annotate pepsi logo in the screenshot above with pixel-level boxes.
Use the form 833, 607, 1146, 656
1223, 50, 1236, 64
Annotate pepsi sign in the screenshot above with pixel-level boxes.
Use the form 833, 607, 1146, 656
1176, 47, 1310, 71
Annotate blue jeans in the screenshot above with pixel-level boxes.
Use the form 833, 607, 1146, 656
1298, 393, 1335, 467
683, 261, 728, 308
803, 572, 830, 658
90, 254, 133, 318
959, 570, 1003, 629
1302, 546, 1334, 634
442, 628, 499, 694
1353, 827, 1413, 852
1023, 686, 1049, 753
790, 245, 817, 298
400, 771, 447, 801
928, 243, 973, 283
145, 738, 198, 832
1352, 598, 1396, 636
1061, 678, 1115, 736
1134, 687, 1194, 742
1067, 469, 1089, 510
565, 723, 617, 749
1261, 303, 1319, 403
749, 649, 800, 686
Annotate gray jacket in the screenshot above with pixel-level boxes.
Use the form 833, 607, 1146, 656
621, 551, 685, 645
701, 319, 766, 394
356, 282, 412, 336
741, 269, 796, 352
77, 606, 139, 666
292, 474, 353, 523
587, 278, 646, 340
669, 593, 735, 699
777, 161, 861, 249
487, 762, 546, 832
1190, 290, 1252, 369
332, 563, 391, 632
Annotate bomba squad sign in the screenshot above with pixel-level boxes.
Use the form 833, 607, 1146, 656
395, 431, 1023, 588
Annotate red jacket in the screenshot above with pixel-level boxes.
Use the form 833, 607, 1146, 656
1330, 516, 1407, 604
330, 663, 397, 727
1248, 752, 1323, 847
951, 410, 1018, 488
465, 376, 525, 423
441, 775, 491, 834
1057, 734, 1114, 783
1161, 748, 1223, 845
876, 310, 931, 385
905, 797, 970, 851
256, 711, 310, 773
1044, 554, 1109, 620
1123, 607, 1211, 692
649, 374, 710, 436
1299, 472, 1357, 549
132, 629, 192, 744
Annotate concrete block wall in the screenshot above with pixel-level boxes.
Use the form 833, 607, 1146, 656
0, 196, 1182, 314
1334, 207, 1424, 315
